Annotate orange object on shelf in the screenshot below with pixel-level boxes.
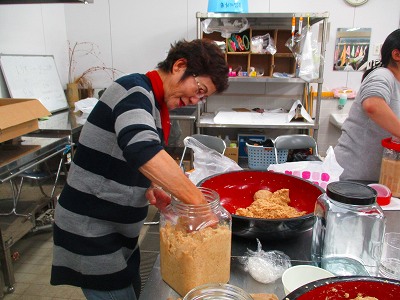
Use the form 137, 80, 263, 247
311, 91, 334, 98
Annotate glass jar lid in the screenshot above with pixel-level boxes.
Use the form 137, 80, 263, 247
382, 137, 400, 152
326, 181, 377, 205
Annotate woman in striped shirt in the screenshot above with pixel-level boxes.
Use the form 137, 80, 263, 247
51, 39, 229, 300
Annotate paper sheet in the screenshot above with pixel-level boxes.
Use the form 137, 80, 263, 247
287, 99, 313, 123
214, 109, 295, 125
73, 97, 98, 114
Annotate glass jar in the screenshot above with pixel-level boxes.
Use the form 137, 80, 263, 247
311, 181, 386, 276
379, 137, 400, 197
183, 283, 253, 300
159, 187, 232, 297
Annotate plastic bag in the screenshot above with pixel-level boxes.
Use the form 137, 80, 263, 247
201, 18, 249, 38
240, 239, 291, 284
298, 27, 319, 82
73, 97, 98, 125
285, 26, 307, 61
184, 137, 242, 185
251, 33, 276, 55
267, 146, 344, 190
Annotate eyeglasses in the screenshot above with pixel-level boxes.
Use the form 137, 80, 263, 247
193, 76, 208, 100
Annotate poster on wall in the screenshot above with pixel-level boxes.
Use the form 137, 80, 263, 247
333, 28, 371, 72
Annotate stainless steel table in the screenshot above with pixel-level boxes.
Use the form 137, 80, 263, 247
37, 109, 83, 139
0, 136, 70, 184
139, 210, 400, 300
0, 135, 70, 295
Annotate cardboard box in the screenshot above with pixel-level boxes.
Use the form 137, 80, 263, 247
0, 98, 51, 143
224, 147, 239, 163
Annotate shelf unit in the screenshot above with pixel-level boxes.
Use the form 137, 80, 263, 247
195, 12, 329, 142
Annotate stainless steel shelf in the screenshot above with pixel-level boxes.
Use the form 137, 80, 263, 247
197, 123, 316, 129
228, 77, 324, 84
196, 12, 329, 142
228, 77, 304, 83
197, 113, 316, 130
196, 12, 329, 29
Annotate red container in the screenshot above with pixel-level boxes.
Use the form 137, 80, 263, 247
368, 183, 392, 206
198, 170, 323, 240
285, 276, 400, 300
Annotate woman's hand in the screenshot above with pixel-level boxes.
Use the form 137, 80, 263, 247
145, 186, 171, 211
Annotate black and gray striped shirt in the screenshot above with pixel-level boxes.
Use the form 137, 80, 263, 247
51, 73, 164, 291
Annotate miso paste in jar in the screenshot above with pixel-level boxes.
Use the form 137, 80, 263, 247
159, 188, 232, 296
379, 138, 400, 197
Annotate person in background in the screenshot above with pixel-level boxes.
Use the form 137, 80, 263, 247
51, 39, 229, 300
334, 29, 400, 181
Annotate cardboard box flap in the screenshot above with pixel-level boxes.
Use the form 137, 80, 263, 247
0, 98, 51, 130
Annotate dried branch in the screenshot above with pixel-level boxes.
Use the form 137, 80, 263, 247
68, 41, 122, 88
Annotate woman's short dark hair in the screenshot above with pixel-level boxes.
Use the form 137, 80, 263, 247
381, 29, 400, 67
157, 39, 229, 93
362, 29, 400, 81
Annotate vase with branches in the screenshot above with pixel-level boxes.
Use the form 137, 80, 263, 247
67, 41, 122, 104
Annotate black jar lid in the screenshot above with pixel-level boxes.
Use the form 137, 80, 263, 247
326, 181, 377, 205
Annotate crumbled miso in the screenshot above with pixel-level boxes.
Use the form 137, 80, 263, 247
160, 222, 231, 296
236, 188, 306, 219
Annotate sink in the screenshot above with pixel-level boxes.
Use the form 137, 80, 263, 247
330, 113, 348, 129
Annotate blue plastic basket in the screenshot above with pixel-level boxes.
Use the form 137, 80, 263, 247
246, 143, 288, 170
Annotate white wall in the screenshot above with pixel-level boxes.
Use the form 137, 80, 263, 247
0, 0, 399, 153
0, 4, 68, 96
61, 0, 204, 88
60, 0, 400, 91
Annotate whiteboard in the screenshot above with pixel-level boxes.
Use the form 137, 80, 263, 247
0, 54, 68, 113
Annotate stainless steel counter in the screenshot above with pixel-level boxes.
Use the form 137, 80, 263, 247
169, 106, 197, 121
139, 210, 400, 300
0, 136, 70, 183
0, 135, 70, 294
166, 106, 197, 166
37, 109, 83, 137
31, 108, 84, 158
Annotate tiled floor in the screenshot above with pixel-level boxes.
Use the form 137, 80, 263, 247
0, 177, 159, 299
5, 230, 85, 300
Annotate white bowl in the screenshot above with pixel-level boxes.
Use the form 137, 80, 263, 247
282, 265, 334, 295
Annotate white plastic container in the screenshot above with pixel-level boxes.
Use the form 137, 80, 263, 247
282, 265, 334, 295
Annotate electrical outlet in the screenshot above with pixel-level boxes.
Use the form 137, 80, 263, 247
373, 43, 382, 56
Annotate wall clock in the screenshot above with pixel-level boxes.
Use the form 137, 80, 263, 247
344, 0, 369, 6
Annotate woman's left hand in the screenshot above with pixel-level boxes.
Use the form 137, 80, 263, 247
146, 186, 171, 211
